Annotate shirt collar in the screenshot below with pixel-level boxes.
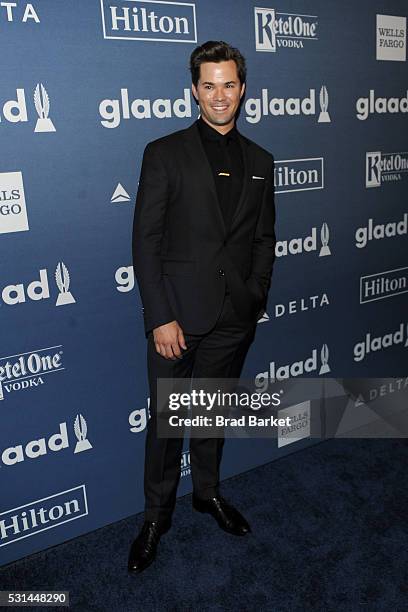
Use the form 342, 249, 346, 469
196, 116, 239, 143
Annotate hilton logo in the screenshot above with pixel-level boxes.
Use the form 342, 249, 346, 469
0, 485, 88, 547
360, 266, 408, 304
100, 0, 197, 43
274, 157, 324, 194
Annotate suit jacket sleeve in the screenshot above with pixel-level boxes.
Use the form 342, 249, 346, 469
245, 155, 276, 306
132, 142, 175, 336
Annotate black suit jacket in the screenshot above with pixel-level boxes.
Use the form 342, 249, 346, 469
132, 120, 276, 338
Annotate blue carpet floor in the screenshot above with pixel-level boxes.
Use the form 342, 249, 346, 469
1, 438, 407, 611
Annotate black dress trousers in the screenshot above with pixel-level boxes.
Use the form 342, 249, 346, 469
144, 291, 257, 522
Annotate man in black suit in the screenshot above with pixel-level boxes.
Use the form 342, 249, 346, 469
129, 41, 276, 573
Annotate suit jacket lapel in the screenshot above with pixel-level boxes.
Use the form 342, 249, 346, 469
181, 121, 253, 237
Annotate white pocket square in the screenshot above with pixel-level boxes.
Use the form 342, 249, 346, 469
252, 175, 265, 180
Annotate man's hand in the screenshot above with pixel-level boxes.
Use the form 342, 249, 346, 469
153, 320, 187, 360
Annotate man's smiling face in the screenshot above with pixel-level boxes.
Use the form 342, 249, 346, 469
192, 59, 245, 133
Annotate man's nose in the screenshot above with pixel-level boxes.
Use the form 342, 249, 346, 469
213, 88, 227, 100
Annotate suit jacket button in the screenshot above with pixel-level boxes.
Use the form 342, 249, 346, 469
218, 269, 225, 276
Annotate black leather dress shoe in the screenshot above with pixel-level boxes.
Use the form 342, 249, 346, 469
192, 494, 251, 536
128, 519, 171, 574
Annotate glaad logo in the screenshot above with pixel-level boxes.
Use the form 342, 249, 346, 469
376, 15, 406, 62
73, 414, 93, 453
0, 345, 64, 401
274, 157, 324, 194
99, 88, 191, 128
115, 266, 135, 292
245, 85, 330, 124
55, 261, 76, 305
100, 0, 197, 43
353, 322, 408, 362
355, 213, 407, 249
356, 90, 408, 120
129, 398, 150, 433
360, 266, 408, 304
0, 416, 92, 467
0, 171, 29, 234
366, 151, 408, 187
111, 183, 131, 203
254, 8, 318, 52
276, 222, 331, 258
0, 485, 88, 547
255, 344, 330, 384
0, 263, 76, 307
34, 83, 55, 132
0, 84, 56, 132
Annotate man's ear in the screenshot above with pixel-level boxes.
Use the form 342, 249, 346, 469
191, 83, 198, 101
240, 82, 246, 99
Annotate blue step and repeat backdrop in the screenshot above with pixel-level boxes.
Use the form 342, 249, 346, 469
1, 0, 407, 566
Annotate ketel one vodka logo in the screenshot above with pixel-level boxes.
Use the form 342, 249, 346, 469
366, 151, 408, 187
0, 346, 64, 401
276, 222, 331, 258
254, 8, 318, 52
353, 322, 408, 362
0, 262, 76, 307
256, 343, 330, 383
34, 83, 56, 132
1, 415, 92, 467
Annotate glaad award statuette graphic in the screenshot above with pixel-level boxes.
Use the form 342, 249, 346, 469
318, 85, 331, 123
34, 83, 56, 133
319, 222, 331, 256
74, 414, 93, 454
319, 344, 330, 374
55, 261, 76, 306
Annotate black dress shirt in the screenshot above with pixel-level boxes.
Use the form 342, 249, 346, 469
196, 116, 244, 296
196, 116, 244, 233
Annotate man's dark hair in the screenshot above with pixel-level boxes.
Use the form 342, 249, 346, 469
189, 41, 247, 86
